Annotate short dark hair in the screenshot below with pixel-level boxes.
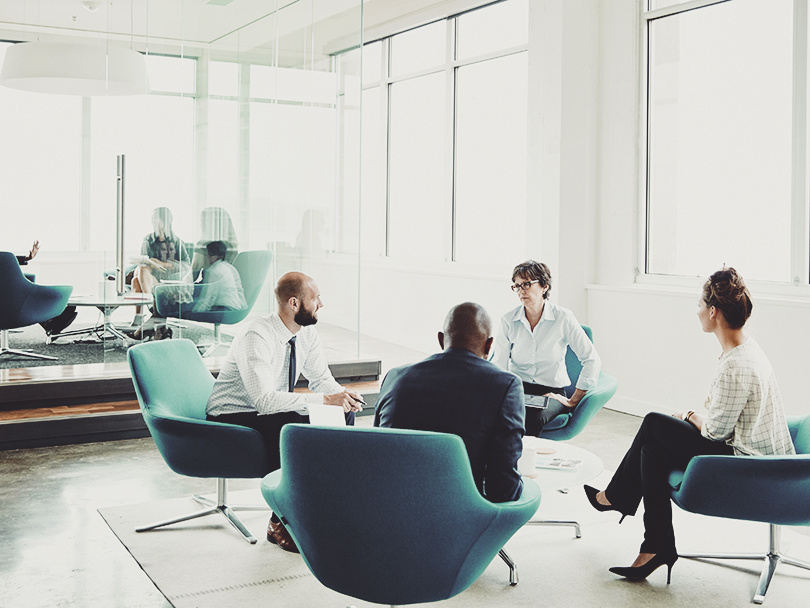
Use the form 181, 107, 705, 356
443, 302, 492, 351
702, 266, 753, 330
511, 260, 552, 299
206, 240, 227, 261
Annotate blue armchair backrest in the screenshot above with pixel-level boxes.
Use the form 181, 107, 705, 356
265, 424, 540, 605
128, 339, 215, 421
0, 251, 72, 330
564, 324, 593, 396
232, 250, 272, 311
788, 414, 810, 454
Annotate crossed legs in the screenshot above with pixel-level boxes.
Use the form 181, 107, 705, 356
604, 412, 733, 555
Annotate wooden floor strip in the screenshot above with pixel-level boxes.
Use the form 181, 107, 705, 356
0, 400, 141, 422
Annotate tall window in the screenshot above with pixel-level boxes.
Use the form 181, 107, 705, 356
0, 44, 196, 257
362, 0, 529, 270
644, 0, 795, 282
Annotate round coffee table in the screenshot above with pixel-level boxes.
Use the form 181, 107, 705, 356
522, 436, 605, 538
51, 294, 153, 346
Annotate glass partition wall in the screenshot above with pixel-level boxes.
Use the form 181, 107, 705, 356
0, 0, 363, 369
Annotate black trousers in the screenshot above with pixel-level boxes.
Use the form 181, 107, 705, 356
604, 412, 734, 554
524, 384, 567, 437
208, 408, 356, 524
207, 408, 356, 473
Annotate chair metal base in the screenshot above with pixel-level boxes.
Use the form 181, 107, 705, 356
195, 323, 229, 357
680, 524, 810, 604
498, 548, 519, 585
135, 478, 269, 544
0, 329, 58, 360
526, 519, 582, 538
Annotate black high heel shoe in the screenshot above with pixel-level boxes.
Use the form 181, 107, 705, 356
609, 553, 678, 584
583, 485, 629, 523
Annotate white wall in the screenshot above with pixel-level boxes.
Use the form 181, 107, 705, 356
351, 0, 810, 420
591, 0, 810, 418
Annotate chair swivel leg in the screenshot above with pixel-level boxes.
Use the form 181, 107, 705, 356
680, 524, 810, 604
498, 548, 519, 586
136, 478, 267, 545
526, 519, 582, 538
0, 329, 58, 361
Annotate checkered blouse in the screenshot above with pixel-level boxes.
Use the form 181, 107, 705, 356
702, 338, 795, 456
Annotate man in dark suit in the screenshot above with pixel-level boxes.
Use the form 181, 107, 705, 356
374, 302, 525, 503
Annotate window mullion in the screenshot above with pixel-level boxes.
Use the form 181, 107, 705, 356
446, 18, 457, 262
792, 0, 809, 285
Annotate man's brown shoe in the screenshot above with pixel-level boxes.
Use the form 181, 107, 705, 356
267, 518, 299, 553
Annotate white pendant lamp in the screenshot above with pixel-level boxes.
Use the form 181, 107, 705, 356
0, 42, 148, 96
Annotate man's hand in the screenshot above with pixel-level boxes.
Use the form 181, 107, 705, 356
324, 390, 365, 413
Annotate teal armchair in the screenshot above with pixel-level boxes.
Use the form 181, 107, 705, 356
128, 338, 270, 543
154, 250, 272, 356
0, 251, 72, 361
541, 325, 619, 440
527, 325, 618, 537
669, 413, 810, 604
261, 425, 541, 605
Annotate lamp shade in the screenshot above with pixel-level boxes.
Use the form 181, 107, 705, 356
0, 42, 148, 96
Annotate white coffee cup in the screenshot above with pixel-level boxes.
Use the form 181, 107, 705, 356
518, 445, 537, 477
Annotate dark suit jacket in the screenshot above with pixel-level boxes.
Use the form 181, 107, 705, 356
374, 347, 525, 503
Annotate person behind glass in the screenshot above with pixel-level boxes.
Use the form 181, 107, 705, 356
131, 207, 189, 327
191, 206, 238, 276
492, 260, 601, 436
205, 271, 364, 553
585, 267, 795, 584
16, 240, 77, 336
192, 241, 247, 313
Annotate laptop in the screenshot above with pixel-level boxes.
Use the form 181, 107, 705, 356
307, 403, 347, 427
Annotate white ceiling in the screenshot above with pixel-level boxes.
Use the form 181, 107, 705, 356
0, 0, 493, 59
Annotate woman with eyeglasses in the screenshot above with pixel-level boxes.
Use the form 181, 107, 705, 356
492, 260, 601, 436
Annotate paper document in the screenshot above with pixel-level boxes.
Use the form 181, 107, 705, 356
536, 457, 583, 470
308, 403, 346, 427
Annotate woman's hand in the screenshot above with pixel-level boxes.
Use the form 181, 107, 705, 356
546, 388, 587, 409
672, 410, 704, 431
545, 393, 574, 408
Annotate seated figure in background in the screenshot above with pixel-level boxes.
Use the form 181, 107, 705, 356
191, 206, 238, 277
131, 207, 189, 328
16, 240, 77, 337
375, 302, 526, 504
193, 241, 246, 312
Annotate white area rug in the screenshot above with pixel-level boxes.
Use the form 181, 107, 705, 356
99, 471, 810, 607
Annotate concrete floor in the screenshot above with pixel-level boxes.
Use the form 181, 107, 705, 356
0, 408, 642, 608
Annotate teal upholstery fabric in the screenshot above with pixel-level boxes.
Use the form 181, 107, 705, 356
128, 339, 269, 479
153, 250, 272, 325
0, 252, 71, 330
541, 324, 619, 440
669, 414, 810, 526
262, 425, 541, 606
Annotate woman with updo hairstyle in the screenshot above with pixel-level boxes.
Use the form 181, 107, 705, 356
492, 260, 601, 436
584, 266, 795, 584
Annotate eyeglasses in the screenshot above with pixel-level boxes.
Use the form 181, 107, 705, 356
511, 280, 540, 292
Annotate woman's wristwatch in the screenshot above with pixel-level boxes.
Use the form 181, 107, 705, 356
682, 410, 695, 422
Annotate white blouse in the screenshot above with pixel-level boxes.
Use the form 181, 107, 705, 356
492, 302, 601, 391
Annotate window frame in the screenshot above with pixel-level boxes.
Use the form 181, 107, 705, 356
362, 0, 528, 269
639, 0, 810, 293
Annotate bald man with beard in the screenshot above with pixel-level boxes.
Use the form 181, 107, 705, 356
206, 271, 364, 552
374, 302, 526, 503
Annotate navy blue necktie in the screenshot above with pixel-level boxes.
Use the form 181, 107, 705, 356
288, 336, 297, 392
